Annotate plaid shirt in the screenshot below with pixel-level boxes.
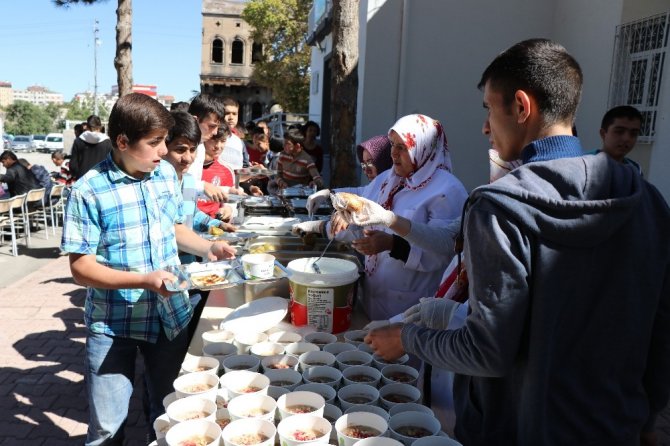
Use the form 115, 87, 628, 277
180, 172, 219, 264
61, 155, 192, 342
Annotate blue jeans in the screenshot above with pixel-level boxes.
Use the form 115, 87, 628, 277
84, 328, 187, 446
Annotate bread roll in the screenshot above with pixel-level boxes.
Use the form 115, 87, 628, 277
338, 192, 364, 212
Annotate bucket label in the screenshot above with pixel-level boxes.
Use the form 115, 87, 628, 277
306, 287, 334, 332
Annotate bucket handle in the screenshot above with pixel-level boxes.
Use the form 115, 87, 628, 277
274, 260, 292, 277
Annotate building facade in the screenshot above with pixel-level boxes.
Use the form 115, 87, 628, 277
0, 82, 13, 108
12, 85, 63, 106
307, 0, 670, 201
200, 0, 273, 124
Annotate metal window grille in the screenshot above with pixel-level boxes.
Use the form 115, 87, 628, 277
608, 12, 669, 142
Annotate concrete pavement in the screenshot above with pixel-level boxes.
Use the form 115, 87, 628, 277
1, 225, 670, 445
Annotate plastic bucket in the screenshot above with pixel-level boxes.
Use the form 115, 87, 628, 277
287, 257, 359, 334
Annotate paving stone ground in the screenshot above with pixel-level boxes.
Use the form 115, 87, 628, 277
1, 229, 669, 445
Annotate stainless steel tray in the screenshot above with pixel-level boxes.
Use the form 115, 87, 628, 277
164, 260, 244, 291
246, 236, 351, 254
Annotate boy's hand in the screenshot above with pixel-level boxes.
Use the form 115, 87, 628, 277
145, 270, 178, 298
217, 221, 237, 232
216, 205, 234, 222
204, 181, 228, 202
276, 178, 288, 189
207, 241, 237, 261
249, 185, 263, 196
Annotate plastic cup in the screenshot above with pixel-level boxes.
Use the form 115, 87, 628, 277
202, 328, 235, 347
335, 350, 373, 370
221, 418, 276, 446
323, 342, 358, 356
294, 383, 337, 405
298, 350, 337, 372
344, 404, 390, 421
227, 393, 277, 423
173, 371, 219, 401
357, 342, 375, 355
276, 390, 326, 420
216, 408, 232, 430
337, 383, 379, 412
220, 370, 270, 399
263, 368, 303, 390
277, 413, 332, 446
181, 355, 220, 375
166, 395, 217, 425
222, 354, 261, 373
267, 385, 290, 401
324, 403, 343, 443
381, 364, 419, 386
241, 253, 276, 279
285, 342, 320, 357
268, 330, 303, 346
261, 354, 299, 372
410, 436, 463, 446
379, 383, 422, 409
372, 354, 410, 370
203, 342, 238, 365
153, 413, 171, 440
165, 419, 221, 446
388, 403, 434, 418
353, 437, 404, 446
343, 329, 368, 346
250, 341, 286, 358
388, 411, 441, 446
334, 412, 388, 446
234, 331, 269, 355
163, 391, 178, 411
302, 365, 343, 389
341, 365, 382, 387
304, 332, 338, 348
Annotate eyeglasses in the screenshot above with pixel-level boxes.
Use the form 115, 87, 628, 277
360, 161, 375, 169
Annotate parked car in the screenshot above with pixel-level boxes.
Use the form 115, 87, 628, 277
2, 134, 12, 150
42, 133, 64, 153
10, 135, 34, 152
31, 134, 46, 150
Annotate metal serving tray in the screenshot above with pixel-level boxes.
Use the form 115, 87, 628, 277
163, 260, 244, 292
246, 236, 351, 254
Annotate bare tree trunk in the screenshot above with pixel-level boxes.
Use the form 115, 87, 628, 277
114, 0, 133, 97
329, 0, 359, 188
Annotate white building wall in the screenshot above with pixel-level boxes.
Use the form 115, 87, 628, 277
308, 34, 332, 129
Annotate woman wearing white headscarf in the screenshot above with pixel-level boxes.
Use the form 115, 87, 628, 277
337, 114, 468, 321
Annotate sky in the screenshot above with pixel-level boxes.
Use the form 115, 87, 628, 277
0, 0, 203, 102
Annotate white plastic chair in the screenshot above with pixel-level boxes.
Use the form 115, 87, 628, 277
48, 184, 67, 235
0, 193, 27, 256
23, 188, 49, 243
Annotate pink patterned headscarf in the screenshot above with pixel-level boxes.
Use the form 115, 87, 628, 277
377, 114, 453, 211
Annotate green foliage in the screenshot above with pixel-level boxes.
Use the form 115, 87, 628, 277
4, 101, 56, 135
242, 0, 311, 113
65, 97, 110, 122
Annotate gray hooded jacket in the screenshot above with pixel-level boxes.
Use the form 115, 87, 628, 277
402, 152, 670, 445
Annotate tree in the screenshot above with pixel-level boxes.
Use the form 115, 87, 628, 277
54, 0, 133, 97
65, 97, 110, 121
4, 101, 55, 135
242, 0, 311, 113
329, 0, 359, 187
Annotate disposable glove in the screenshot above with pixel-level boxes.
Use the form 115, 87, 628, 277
306, 188, 331, 217
363, 320, 391, 330
291, 220, 325, 236
402, 297, 461, 329
332, 194, 396, 227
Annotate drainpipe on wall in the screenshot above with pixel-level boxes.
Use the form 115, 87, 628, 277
395, 0, 409, 120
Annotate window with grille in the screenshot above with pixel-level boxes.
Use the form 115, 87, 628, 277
212, 38, 224, 64
232, 39, 244, 64
608, 12, 669, 142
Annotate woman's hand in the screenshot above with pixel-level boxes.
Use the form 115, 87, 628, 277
351, 229, 394, 255
329, 212, 350, 237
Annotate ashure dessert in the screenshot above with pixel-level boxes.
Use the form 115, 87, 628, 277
386, 372, 414, 383
231, 433, 269, 445
291, 429, 324, 441
237, 386, 262, 394
216, 418, 231, 429
267, 363, 291, 370
395, 426, 433, 438
177, 410, 210, 421
342, 425, 381, 439
308, 376, 334, 384
270, 380, 295, 387
241, 408, 269, 417
383, 393, 413, 404
348, 374, 375, 383
178, 436, 215, 446
181, 383, 214, 393
285, 404, 317, 414
343, 395, 372, 404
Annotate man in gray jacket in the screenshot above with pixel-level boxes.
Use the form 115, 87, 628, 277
367, 39, 670, 445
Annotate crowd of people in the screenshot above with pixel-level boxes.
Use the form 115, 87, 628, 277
1, 37, 668, 446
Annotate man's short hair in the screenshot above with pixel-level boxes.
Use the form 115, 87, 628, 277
51, 150, 65, 160
284, 128, 305, 146
478, 38, 583, 127
0, 150, 17, 162
188, 94, 224, 121
167, 111, 202, 146
170, 101, 190, 112
86, 114, 103, 131
108, 93, 175, 149
222, 97, 239, 109
302, 121, 320, 137
211, 122, 231, 141
600, 105, 643, 130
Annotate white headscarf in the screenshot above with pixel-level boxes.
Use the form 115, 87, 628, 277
377, 114, 453, 211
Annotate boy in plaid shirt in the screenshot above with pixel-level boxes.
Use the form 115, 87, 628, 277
61, 93, 236, 445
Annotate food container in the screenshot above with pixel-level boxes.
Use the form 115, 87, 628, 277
334, 412, 388, 446
263, 368, 303, 390
353, 437, 404, 446
202, 328, 235, 347
323, 342, 357, 356
341, 365, 382, 387
303, 332, 338, 348
277, 413, 332, 446
285, 342, 320, 357
165, 419, 221, 446
220, 370, 270, 399
381, 364, 419, 386
337, 384, 380, 412
166, 395, 217, 425
302, 365, 342, 389
173, 371, 219, 401
222, 354, 261, 373
388, 411, 441, 446
411, 436, 463, 446
276, 390, 326, 420
298, 350, 337, 372
373, 354, 410, 370
323, 403, 343, 443
344, 404, 390, 422
294, 383, 337, 405
227, 393, 277, 423
234, 331, 269, 355
388, 403, 434, 418
343, 330, 369, 346
287, 257, 359, 334
261, 354, 299, 372
378, 383, 422, 409
153, 413, 171, 440
221, 417, 276, 446
203, 342, 238, 364
216, 408, 232, 430
268, 330, 303, 346
250, 341, 285, 358
181, 355, 220, 376
241, 253, 276, 280
336, 350, 373, 370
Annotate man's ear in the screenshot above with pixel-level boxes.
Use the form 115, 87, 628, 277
599, 128, 607, 140
514, 90, 533, 124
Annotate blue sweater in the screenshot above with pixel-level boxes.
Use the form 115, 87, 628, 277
402, 136, 670, 445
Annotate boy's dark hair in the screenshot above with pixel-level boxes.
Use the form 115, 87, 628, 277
302, 120, 320, 137
0, 150, 17, 162
188, 94, 224, 121
74, 123, 84, 135
211, 122, 231, 141
600, 105, 643, 130
245, 120, 257, 133
167, 111, 202, 146
222, 97, 239, 109
17, 158, 30, 169
250, 125, 266, 137
284, 128, 305, 146
86, 114, 103, 131
478, 38, 583, 127
269, 137, 283, 153
52, 150, 65, 160
170, 101, 190, 112
108, 93, 175, 149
